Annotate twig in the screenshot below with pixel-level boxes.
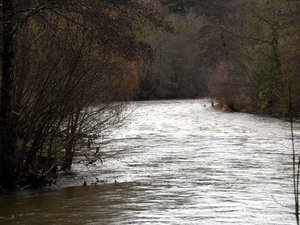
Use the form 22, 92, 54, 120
289, 86, 299, 225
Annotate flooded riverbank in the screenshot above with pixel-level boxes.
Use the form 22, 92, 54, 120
0, 99, 297, 224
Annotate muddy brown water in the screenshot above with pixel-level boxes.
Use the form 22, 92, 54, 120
0, 99, 297, 224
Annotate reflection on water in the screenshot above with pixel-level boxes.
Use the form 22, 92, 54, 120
0, 99, 297, 224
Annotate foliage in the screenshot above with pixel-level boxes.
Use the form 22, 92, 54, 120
0, 0, 164, 192
236, 0, 300, 116
162, 0, 198, 14
139, 12, 206, 100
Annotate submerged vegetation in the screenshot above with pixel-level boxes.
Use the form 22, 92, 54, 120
0, 1, 300, 224
0, 0, 299, 206
0, 0, 169, 192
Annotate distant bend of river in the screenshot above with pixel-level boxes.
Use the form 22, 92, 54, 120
0, 99, 297, 225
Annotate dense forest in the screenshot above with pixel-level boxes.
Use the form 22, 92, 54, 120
0, 0, 169, 192
140, 0, 300, 118
0, 0, 300, 192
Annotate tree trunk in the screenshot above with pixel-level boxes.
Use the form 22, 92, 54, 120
0, 0, 17, 192
62, 110, 80, 171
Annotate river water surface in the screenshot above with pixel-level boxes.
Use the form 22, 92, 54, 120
0, 99, 298, 224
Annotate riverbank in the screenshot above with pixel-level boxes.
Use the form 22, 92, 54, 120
0, 99, 294, 225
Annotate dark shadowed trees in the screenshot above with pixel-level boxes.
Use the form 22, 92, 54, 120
0, 0, 165, 192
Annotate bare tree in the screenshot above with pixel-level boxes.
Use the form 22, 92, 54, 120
0, 0, 165, 191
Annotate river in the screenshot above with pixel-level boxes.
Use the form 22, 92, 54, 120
0, 99, 297, 224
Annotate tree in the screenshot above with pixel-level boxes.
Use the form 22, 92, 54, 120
0, 0, 19, 192
0, 0, 164, 192
138, 12, 206, 100
236, 0, 300, 115
162, 0, 198, 15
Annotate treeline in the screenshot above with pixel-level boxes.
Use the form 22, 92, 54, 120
138, 12, 205, 100
1, 0, 299, 192
139, 0, 300, 118
0, 0, 166, 192
204, 0, 300, 117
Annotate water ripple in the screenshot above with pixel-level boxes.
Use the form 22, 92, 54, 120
0, 99, 296, 225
